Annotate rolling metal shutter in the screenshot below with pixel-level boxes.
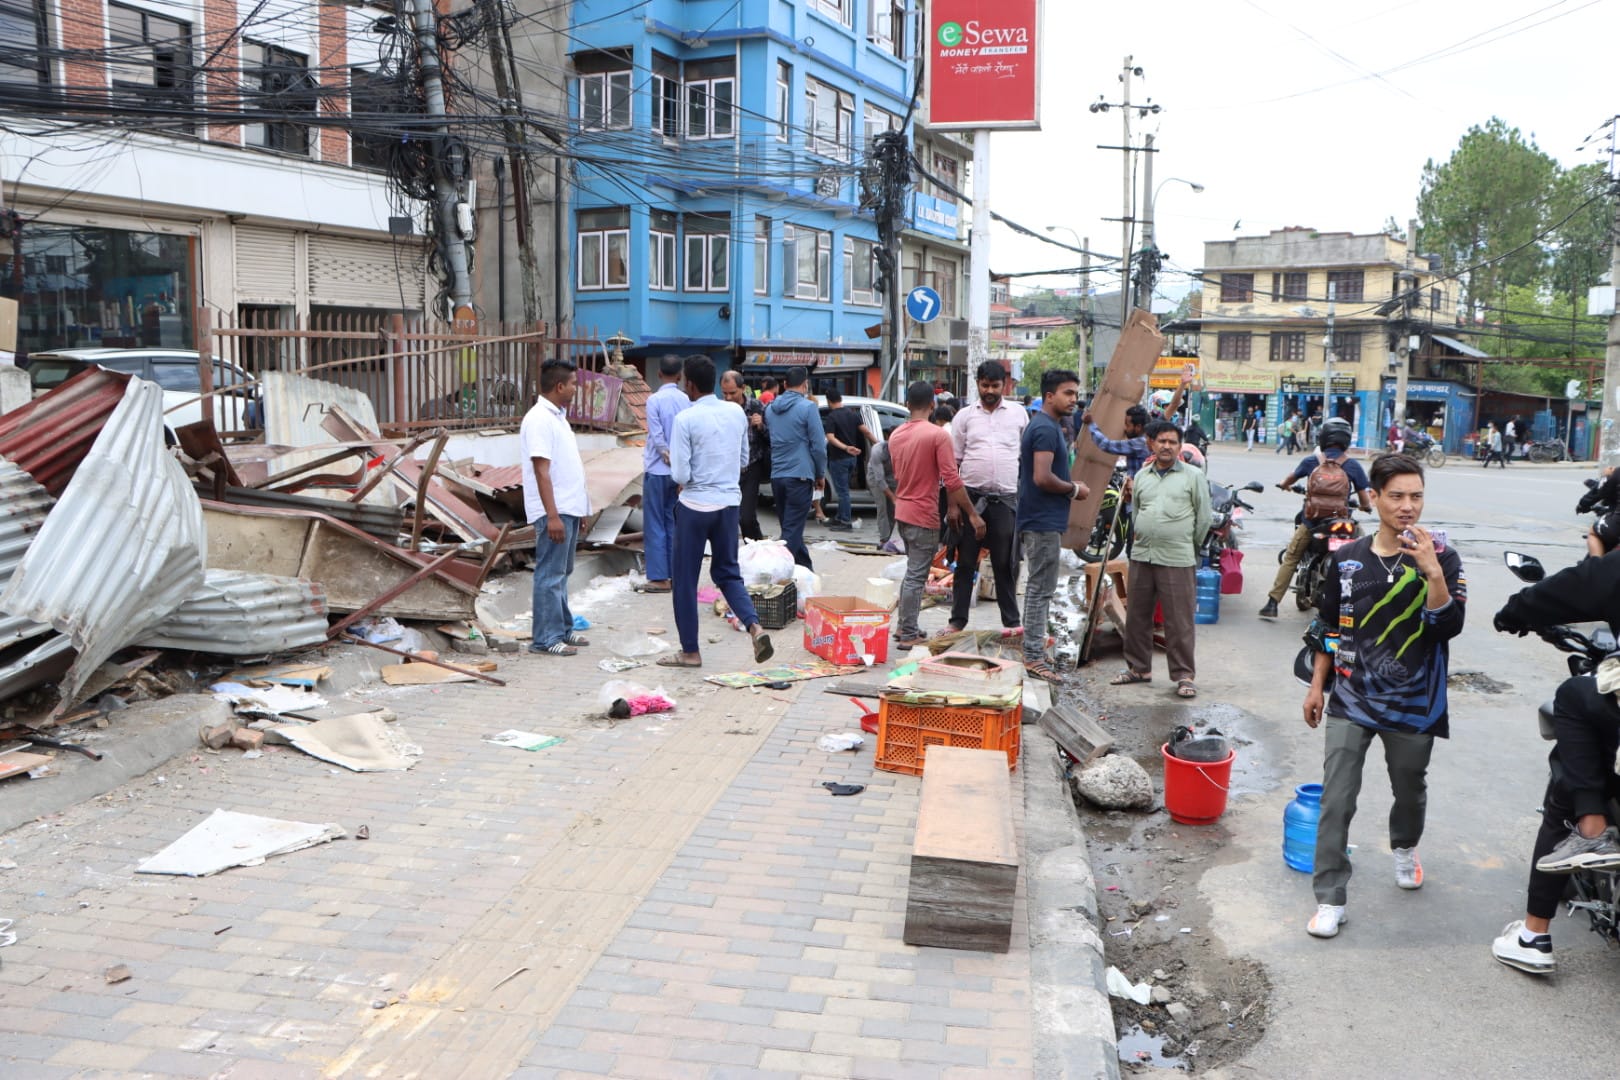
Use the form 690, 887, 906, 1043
234, 226, 298, 304
308, 234, 419, 308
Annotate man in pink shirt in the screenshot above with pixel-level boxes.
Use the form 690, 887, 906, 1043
948, 360, 1028, 632
889, 381, 984, 647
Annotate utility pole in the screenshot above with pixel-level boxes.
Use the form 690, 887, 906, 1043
1602, 117, 1620, 470
407, 0, 474, 317
1133, 133, 1156, 312
1119, 56, 1133, 331
1079, 237, 1092, 395
480, 0, 540, 324
968, 130, 992, 383
871, 130, 911, 396
1393, 217, 1418, 429
1323, 280, 1336, 423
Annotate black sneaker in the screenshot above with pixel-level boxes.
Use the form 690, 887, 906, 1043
826, 520, 853, 531
1259, 599, 1280, 620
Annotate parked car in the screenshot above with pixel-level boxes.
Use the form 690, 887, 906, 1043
758, 396, 908, 510
25, 348, 261, 439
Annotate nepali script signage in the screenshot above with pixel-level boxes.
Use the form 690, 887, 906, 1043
910, 193, 961, 241
927, 0, 1042, 131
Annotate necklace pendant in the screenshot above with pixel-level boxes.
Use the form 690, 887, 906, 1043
1387, 572, 1394, 583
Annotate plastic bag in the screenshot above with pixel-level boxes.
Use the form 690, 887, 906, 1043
738, 539, 796, 586
791, 566, 820, 614
597, 680, 677, 718
607, 632, 676, 657
879, 558, 908, 582
816, 731, 866, 752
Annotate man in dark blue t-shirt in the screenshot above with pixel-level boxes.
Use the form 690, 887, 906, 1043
1259, 417, 1372, 620
1017, 369, 1090, 682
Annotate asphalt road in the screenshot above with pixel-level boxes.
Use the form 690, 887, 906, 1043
1184, 452, 1617, 1079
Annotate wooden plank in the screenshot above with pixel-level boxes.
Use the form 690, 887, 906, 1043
0, 749, 53, 780
1037, 702, 1115, 767
380, 663, 482, 686
903, 746, 1017, 953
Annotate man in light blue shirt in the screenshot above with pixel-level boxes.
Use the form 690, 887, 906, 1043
661, 356, 775, 669
642, 355, 690, 593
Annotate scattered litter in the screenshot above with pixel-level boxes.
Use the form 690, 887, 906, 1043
572, 615, 591, 631
356, 825, 370, 840
351, 616, 406, 645
1155, 915, 1170, 922
607, 633, 677, 658
136, 809, 346, 877
704, 660, 862, 688
696, 586, 721, 604
270, 713, 422, 772
739, 540, 795, 586
485, 730, 564, 752
811, 540, 841, 552
1105, 966, 1154, 1005
241, 750, 263, 760
225, 662, 332, 689
491, 966, 529, 991
1179, 927, 1193, 934
816, 732, 865, 753
379, 660, 494, 686
0, 918, 15, 946
571, 573, 638, 612
0, 859, 17, 870
0, 748, 54, 782
210, 682, 328, 718
597, 680, 676, 719
597, 657, 644, 673
821, 781, 864, 796
104, 964, 132, 984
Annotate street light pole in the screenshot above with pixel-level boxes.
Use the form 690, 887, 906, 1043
1045, 224, 1090, 395
1137, 171, 1204, 315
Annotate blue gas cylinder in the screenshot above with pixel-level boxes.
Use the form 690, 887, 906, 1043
1194, 565, 1221, 624
1283, 783, 1324, 872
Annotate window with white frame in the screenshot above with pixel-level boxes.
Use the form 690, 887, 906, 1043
577, 208, 629, 291
784, 225, 831, 301
108, 3, 194, 121
578, 68, 631, 131
649, 210, 677, 291
685, 58, 735, 140
775, 61, 791, 142
243, 41, 314, 155
684, 214, 730, 293
868, 0, 906, 57
754, 216, 770, 295
844, 237, 879, 306
811, 0, 853, 28
805, 77, 854, 161
862, 102, 900, 153
650, 55, 680, 138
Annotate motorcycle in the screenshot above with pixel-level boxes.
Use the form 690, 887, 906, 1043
1081, 465, 1131, 564
1286, 484, 1364, 611
1200, 479, 1264, 562
1392, 427, 1447, 468
1527, 438, 1569, 464
1502, 550, 1620, 944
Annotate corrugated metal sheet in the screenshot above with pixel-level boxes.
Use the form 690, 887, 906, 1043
0, 377, 206, 710
0, 367, 132, 497
139, 570, 328, 654
0, 635, 75, 702
462, 463, 523, 492
219, 486, 404, 541
260, 372, 394, 508
0, 457, 56, 652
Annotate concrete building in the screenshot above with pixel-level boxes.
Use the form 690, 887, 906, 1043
0, 1, 436, 358
1191, 227, 1459, 448
563, 0, 915, 397
902, 124, 969, 394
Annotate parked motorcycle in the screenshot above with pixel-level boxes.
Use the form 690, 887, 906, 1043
1200, 479, 1264, 562
1502, 550, 1620, 944
1080, 465, 1131, 564
1286, 485, 1364, 611
1527, 438, 1569, 464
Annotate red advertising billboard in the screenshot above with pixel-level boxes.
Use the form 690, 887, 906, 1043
927, 0, 1041, 131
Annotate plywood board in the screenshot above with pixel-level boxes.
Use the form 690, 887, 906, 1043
1064, 310, 1166, 550
380, 662, 484, 685
903, 746, 1017, 953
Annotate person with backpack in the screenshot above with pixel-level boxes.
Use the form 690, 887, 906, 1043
1259, 417, 1372, 620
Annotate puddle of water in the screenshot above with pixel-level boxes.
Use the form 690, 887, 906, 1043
1117, 1024, 1187, 1069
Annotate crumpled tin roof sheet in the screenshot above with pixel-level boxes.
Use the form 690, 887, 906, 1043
0, 457, 56, 653
0, 377, 206, 710
0, 367, 132, 497
0, 635, 75, 702
139, 570, 328, 655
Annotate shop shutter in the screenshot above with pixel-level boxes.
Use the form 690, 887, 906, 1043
308, 234, 421, 309
234, 226, 298, 304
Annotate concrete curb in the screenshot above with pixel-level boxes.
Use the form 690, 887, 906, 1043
1024, 731, 1119, 1080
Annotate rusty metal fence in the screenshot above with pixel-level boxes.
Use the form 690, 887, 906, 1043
198, 310, 607, 438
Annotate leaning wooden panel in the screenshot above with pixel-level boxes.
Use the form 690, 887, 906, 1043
903, 746, 1018, 953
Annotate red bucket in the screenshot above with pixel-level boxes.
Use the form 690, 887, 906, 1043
1161, 742, 1235, 825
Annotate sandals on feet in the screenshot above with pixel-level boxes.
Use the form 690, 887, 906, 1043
1110, 670, 1152, 686
1176, 680, 1198, 699
1025, 661, 1063, 684
752, 633, 774, 664
656, 654, 702, 668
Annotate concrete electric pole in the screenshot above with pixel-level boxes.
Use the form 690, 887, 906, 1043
1133, 134, 1155, 313
1602, 118, 1620, 471
1393, 216, 1418, 430
407, 0, 474, 318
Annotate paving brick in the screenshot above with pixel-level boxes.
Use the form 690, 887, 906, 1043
668, 1038, 762, 1067
738, 989, 826, 1014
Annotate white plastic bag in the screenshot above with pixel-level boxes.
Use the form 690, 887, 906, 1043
791, 566, 820, 614
879, 558, 908, 582
817, 732, 865, 752
738, 539, 796, 586
607, 632, 676, 657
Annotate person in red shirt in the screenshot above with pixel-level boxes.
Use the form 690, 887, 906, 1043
888, 381, 983, 647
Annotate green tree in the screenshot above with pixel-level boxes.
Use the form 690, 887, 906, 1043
1546, 162, 1612, 302
1476, 284, 1604, 395
1416, 118, 1559, 318
1016, 327, 1080, 392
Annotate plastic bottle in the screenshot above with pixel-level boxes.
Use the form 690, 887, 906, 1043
1283, 783, 1324, 872
1194, 564, 1222, 624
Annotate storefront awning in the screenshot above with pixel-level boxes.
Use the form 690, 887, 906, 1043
1431, 334, 1488, 359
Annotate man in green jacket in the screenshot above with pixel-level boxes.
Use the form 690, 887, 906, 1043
1111, 420, 1212, 698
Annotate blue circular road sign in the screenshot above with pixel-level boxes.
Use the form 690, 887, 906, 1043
906, 286, 942, 324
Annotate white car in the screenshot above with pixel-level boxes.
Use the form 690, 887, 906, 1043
759, 395, 909, 508
26, 348, 260, 438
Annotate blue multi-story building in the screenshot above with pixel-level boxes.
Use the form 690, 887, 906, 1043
565, 0, 917, 396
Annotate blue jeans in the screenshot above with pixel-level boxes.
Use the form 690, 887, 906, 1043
673, 503, 760, 655
531, 514, 580, 649
772, 477, 814, 569
827, 455, 856, 524
643, 472, 678, 581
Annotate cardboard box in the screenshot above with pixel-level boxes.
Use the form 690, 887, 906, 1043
804, 596, 890, 665
0, 297, 16, 359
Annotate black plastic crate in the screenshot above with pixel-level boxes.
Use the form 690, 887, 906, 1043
748, 582, 798, 630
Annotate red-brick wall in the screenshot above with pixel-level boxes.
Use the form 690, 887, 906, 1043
200, 0, 241, 145
56, 0, 108, 94
317, 0, 348, 164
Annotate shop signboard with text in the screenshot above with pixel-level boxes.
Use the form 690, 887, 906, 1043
927, 0, 1042, 130
1204, 373, 1277, 394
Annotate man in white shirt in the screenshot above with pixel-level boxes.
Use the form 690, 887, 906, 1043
522, 359, 591, 656
947, 360, 1028, 632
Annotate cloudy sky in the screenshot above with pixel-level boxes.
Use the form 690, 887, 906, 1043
980, 0, 1617, 306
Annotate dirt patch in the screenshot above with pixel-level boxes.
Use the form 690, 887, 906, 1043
1061, 688, 1272, 1074
1448, 670, 1513, 694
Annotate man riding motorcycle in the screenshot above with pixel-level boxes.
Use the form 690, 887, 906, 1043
1259, 417, 1373, 620
1491, 541, 1620, 974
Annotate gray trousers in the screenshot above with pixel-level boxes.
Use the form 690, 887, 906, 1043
1122, 561, 1197, 682
874, 492, 894, 544
895, 521, 938, 640
1021, 531, 1063, 663
1313, 715, 1435, 905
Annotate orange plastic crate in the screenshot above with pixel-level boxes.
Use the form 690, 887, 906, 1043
874, 696, 1021, 776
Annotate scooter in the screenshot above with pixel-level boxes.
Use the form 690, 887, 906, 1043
1502, 550, 1620, 944
1286, 484, 1363, 611
1201, 479, 1264, 562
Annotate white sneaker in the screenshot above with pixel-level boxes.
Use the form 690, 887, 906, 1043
1491, 920, 1554, 975
1393, 846, 1424, 890
1307, 904, 1347, 938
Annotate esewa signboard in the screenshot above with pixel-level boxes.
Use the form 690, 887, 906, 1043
927, 0, 1042, 131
